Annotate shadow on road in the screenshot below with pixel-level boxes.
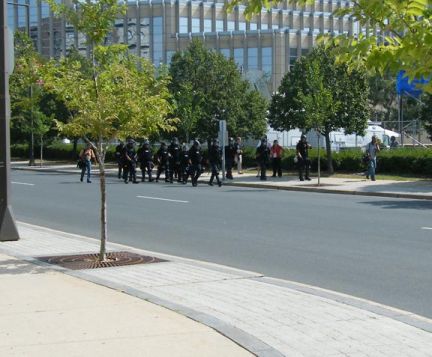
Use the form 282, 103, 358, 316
359, 200, 432, 210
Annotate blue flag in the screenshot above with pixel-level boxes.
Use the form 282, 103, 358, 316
396, 70, 428, 98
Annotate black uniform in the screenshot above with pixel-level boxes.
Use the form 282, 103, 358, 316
168, 141, 181, 183
189, 144, 202, 187
296, 138, 311, 181
138, 144, 153, 182
156, 145, 170, 182
224, 140, 236, 179
115, 143, 124, 179
180, 148, 191, 184
123, 143, 138, 184
208, 143, 222, 187
256, 141, 270, 181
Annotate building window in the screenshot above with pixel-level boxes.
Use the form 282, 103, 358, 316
179, 17, 188, 33
289, 47, 298, 68
204, 19, 212, 32
234, 48, 244, 67
153, 16, 164, 65
192, 18, 200, 33
239, 22, 246, 31
220, 48, 230, 58
261, 23, 268, 30
41, 1, 50, 19
248, 47, 258, 70
166, 50, 175, 64
272, 24, 279, 29
262, 47, 272, 74
249, 22, 257, 30
140, 18, 150, 59
227, 20, 235, 31
216, 20, 224, 32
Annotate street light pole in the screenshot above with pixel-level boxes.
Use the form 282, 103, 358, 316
0, 1, 20, 241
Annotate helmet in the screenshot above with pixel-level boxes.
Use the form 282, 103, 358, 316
143, 139, 150, 146
182, 144, 188, 151
171, 137, 178, 144
213, 138, 219, 145
193, 140, 200, 147
301, 135, 306, 141
160, 141, 166, 147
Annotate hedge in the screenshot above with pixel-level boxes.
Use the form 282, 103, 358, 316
11, 142, 432, 176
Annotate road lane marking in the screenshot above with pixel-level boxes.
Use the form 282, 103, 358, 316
12, 181, 35, 186
137, 195, 189, 203
421, 227, 432, 230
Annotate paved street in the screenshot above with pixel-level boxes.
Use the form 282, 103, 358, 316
10, 170, 432, 319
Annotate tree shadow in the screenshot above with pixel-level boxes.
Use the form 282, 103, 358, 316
0, 259, 47, 275
359, 200, 432, 210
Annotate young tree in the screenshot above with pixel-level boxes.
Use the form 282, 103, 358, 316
45, 0, 175, 261
268, 46, 370, 174
169, 40, 267, 141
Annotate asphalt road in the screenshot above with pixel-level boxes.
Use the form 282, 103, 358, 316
10, 170, 432, 319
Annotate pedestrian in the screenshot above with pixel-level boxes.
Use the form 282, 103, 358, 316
208, 139, 222, 187
180, 144, 191, 184
256, 137, 270, 181
189, 140, 203, 187
138, 140, 154, 182
234, 137, 244, 174
270, 139, 283, 177
390, 136, 399, 149
123, 139, 139, 184
296, 135, 311, 181
168, 137, 181, 183
155, 142, 170, 183
365, 135, 380, 181
225, 137, 236, 179
114, 141, 124, 179
79, 143, 96, 183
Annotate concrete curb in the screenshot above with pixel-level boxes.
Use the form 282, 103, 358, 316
12, 166, 432, 201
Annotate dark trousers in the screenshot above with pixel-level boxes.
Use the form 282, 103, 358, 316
140, 162, 153, 182
156, 164, 169, 181
123, 161, 137, 182
272, 158, 282, 177
191, 164, 201, 186
259, 161, 267, 180
209, 163, 221, 185
298, 158, 310, 179
226, 159, 234, 179
169, 161, 181, 182
117, 159, 122, 179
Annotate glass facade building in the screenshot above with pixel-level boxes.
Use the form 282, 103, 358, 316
7, 0, 360, 93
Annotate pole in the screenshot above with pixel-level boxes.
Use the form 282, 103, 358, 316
398, 94, 404, 146
0, 1, 20, 241
317, 131, 320, 187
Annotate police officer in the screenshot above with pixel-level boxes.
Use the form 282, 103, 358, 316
123, 139, 138, 184
256, 137, 270, 181
225, 137, 236, 179
138, 140, 154, 182
114, 141, 124, 179
189, 140, 202, 187
180, 144, 191, 184
208, 139, 222, 187
296, 135, 312, 181
168, 137, 181, 183
155, 142, 170, 183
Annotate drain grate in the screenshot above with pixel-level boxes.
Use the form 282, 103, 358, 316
37, 251, 166, 270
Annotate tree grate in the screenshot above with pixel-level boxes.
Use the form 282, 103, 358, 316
37, 251, 167, 270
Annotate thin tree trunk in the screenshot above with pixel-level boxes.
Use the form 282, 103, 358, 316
97, 145, 107, 262
40, 136, 43, 167
72, 138, 78, 159
324, 130, 334, 175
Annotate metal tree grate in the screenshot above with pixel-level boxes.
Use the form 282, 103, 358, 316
37, 251, 166, 270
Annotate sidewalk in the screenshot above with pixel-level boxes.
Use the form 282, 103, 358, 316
12, 162, 432, 200
1, 222, 432, 357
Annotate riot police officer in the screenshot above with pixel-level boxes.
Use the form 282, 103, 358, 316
155, 142, 170, 183
138, 140, 154, 182
256, 137, 270, 181
189, 140, 202, 187
123, 139, 138, 184
208, 139, 222, 187
114, 141, 124, 179
168, 137, 181, 183
225, 137, 236, 179
180, 144, 191, 184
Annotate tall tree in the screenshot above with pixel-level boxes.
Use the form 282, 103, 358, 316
268, 46, 370, 174
169, 40, 267, 142
45, 0, 175, 261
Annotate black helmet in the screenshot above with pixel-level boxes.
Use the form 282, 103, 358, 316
143, 139, 150, 146
213, 138, 219, 146
301, 134, 306, 141
193, 140, 200, 147
182, 144, 188, 151
160, 141, 166, 147
171, 137, 178, 144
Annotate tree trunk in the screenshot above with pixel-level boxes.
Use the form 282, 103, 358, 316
40, 136, 43, 167
72, 138, 78, 159
97, 147, 107, 262
324, 130, 334, 175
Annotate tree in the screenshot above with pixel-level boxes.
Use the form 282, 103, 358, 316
169, 40, 267, 142
268, 46, 370, 174
45, 0, 175, 261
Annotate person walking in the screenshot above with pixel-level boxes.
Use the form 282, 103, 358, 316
189, 140, 203, 187
270, 140, 283, 177
208, 139, 222, 187
256, 138, 270, 181
365, 135, 380, 181
225, 137, 236, 179
138, 140, 154, 182
296, 135, 311, 181
168, 137, 181, 183
155, 142, 170, 183
79, 143, 96, 183
180, 144, 191, 184
123, 139, 139, 184
114, 141, 124, 179
234, 137, 244, 174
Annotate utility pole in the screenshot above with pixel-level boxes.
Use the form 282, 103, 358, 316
0, 1, 20, 241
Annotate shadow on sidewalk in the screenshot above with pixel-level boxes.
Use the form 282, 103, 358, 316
359, 200, 432, 210
0, 259, 47, 275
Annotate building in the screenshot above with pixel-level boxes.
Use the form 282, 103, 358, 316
8, 0, 360, 94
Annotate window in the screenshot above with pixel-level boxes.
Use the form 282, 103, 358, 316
216, 20, 224, 32
261, 23, 268, 30
220, 48, 230, 58
272, 24, 279, 29
248, 47, 258, 70
262, 47, 272, 74
41, 1, 50, 18
249, 22, 257, 30
204, 19, 212, 32
153, 17, 164, 65
234, 48, 244, 67
239, 22, 246, 31
192, 18, 200, 33
179, 17, 188, 33
289, 47, 298, 68
227, 21, 235, 31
